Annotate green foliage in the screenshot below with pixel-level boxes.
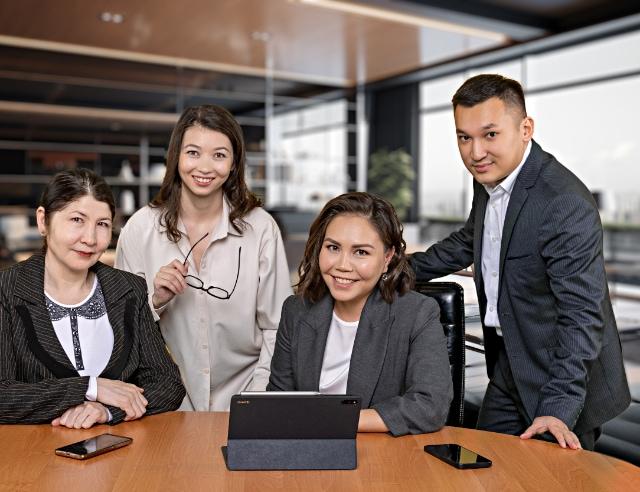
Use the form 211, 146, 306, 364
368, 148, 415, 220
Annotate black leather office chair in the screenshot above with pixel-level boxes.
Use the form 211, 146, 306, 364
414, 281, 465, 427
594, 402, 640, 466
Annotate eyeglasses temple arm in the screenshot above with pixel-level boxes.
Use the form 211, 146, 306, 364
227, 247, 242, 296
183, 232, 210, 266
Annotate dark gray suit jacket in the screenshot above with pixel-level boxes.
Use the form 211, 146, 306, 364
267, 289, 453, 436
0, 254, 185, 424
411, 140, 630, 433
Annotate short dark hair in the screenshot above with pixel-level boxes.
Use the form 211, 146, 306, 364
151, 104, 261, 242
296, 192, 415, 304
452, 74, 526, 118
39, 168, 116, 251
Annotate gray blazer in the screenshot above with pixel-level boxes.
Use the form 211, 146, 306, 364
267, 289, 453, 436
411, 140, 631, 433
0, 254, 185, 424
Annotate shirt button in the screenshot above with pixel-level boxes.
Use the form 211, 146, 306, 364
203, 368, 210, 374
202, 344, 208, 350
489, 306, 494, 312
492, 272, 498, 277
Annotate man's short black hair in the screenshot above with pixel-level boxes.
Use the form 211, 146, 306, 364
452, 74, 526, 118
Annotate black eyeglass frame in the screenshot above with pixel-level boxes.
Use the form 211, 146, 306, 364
182, 232, 241, 300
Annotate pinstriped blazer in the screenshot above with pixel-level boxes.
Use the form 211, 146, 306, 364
0, 254, 185, 424
411, 140, 631, 434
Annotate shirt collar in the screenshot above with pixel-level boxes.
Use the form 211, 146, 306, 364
483, 140, 532, 196
176, 195, 242, 236
217, 196, 241, 238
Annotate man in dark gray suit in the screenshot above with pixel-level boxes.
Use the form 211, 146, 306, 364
411, 74, 630, 450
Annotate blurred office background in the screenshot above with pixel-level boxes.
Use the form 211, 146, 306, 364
1, 0, 639, 462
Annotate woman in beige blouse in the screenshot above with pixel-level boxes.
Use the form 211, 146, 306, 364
115, 105, 292, 411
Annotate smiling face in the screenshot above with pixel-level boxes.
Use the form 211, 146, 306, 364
455, 97, 533, 188
178, 125, 233, 202
319, 214, 394, 321
37, 195, 112, 276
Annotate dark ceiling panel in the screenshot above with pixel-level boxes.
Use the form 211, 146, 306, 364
406, 0, 640, 32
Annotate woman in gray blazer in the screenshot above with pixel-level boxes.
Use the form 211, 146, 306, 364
268, 193, 452, 436
0, 169, 185, 428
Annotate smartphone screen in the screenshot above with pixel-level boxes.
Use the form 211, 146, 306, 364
55, 433, 132, 460
424, 444, 492, 469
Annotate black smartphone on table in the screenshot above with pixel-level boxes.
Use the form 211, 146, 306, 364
55, 433, 132, 460
424, 444, 492, 469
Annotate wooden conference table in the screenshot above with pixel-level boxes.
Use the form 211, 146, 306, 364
1, 412, 638, 491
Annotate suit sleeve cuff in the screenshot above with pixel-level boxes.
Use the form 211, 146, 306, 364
106, 406, 126, 425
536, 397, 583, 429
371, 400, 409, 437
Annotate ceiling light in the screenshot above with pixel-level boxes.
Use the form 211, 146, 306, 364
99, 12, 124, 24
298, 0, 506, 41
252, 31, 271, 42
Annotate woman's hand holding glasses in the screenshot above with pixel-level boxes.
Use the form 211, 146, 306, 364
151, 232, 209, 309
152, 259, 189, 309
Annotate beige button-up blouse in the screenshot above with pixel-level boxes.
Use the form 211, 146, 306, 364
114, 201, 292, 411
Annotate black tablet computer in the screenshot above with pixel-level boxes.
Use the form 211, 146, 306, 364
224, 392, 361, 470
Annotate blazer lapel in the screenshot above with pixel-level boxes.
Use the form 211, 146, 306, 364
499, 141, 543, 279
499, 188, 528, 275
94, 262, 132, 378
346, 291, 393, 407
473, 182, 489, 289
295, 295, 334, 391
14, 254, 78, 374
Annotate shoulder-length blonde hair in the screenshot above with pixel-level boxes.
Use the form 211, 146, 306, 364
296, 192, 414, 303
150, 104, 261, 241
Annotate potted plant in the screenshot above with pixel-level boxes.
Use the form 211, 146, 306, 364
368, 148, 419, 244
368, 148, 414, 220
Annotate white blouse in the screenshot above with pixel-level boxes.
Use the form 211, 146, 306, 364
115, 199, 292, 411
319, 312, 359, 394
45, 275, 114, 401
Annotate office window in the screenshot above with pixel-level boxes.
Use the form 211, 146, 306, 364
419, 110, 469, 218
419, 74, 465, 110
526, 30, 640, 90
467, 60, 524, 85
269, 99, 348, 211
528, 74, 640, 224
418, 31, 640, 224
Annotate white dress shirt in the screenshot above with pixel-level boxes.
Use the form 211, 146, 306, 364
115, 198, 292, 411
319, 312, 359, 394
46, 275, 114, 401
481, 141, 531, 334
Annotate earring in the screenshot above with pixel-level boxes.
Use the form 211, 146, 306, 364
381, 273, 389, 281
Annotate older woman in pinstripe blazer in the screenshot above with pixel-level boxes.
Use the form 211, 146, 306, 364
0, 169, 184, 428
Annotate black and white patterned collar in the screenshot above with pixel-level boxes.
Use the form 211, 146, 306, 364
45, 278, 107, 322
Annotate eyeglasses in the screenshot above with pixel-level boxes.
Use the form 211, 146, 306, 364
183, 232, 241, 300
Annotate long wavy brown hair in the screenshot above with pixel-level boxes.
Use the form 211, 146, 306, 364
150, 104, 261, 242
296, 192, 415, 304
